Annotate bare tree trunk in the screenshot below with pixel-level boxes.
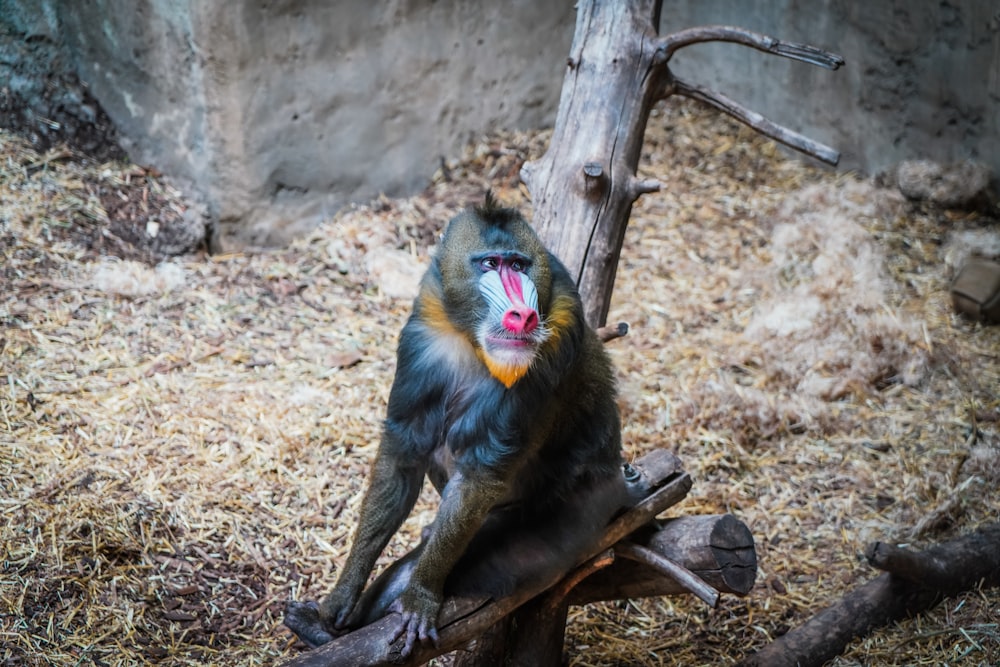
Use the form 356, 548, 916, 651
521, 0, 668, 328
522, 0, 843, 327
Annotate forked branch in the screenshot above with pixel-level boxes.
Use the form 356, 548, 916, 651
654, 24, 844, 165
659, 25, 845, 70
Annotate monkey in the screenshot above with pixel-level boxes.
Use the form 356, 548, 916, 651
285, 455, 648, 650
286, 194, 634, 657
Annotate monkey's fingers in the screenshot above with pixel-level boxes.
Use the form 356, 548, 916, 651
318, 587, 359, 631
389, 610, 440, 658
333, 605, 355, 630
390, 611, 419, 658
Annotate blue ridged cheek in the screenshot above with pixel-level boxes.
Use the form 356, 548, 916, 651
478, 270, 540, 315
520, 273, 539, 310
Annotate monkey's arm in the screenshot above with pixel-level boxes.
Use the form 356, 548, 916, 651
318, 318, 451, 631
318, 439, 426, 630
391, 468, 509, 655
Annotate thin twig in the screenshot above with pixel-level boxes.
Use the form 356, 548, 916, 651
542, 549, 615, 614
670, 77, 841, 165
115, 346, 225, 388
597, 322, 629, 342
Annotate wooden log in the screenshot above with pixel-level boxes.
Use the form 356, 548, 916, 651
737, 521, 1000, 667
449, 452, 693, 667
281, 460, 758, 667
570, 515, 756, 605
454, 514, 756, 666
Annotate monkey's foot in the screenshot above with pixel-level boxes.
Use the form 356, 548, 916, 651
283, 600, 337, 648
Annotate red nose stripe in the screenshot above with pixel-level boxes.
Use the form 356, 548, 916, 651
499, 265, 525, 304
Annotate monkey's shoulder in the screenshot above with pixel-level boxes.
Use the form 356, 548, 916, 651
397, 313, 482, 379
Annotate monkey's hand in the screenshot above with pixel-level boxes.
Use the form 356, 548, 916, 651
389, 582, 442, 657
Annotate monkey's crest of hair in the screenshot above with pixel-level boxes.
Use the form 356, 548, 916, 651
474, 191, 523, 230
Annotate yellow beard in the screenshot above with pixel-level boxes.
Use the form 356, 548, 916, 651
480, 352, 531, 388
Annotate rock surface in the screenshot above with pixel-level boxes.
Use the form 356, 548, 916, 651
3, 1, 997, 249
895, 160, 993, 209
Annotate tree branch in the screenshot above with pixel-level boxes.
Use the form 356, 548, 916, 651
670, 77, 841, 165
660, 25, 844, 70
615, 541, 720, 607
596, 321, 629, 342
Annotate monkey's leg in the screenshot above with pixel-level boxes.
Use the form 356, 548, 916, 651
319, 448, 425, 631
391, 470, 508, 656
284, 600, 336, 648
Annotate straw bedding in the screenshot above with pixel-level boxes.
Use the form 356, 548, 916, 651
2, 99, 998, 666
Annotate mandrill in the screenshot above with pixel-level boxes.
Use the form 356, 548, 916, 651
285, 194, 638, 657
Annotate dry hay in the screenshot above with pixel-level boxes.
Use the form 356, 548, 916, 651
2, 98, 999, 666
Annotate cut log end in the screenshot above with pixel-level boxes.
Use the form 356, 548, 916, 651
569, 514, 757, 606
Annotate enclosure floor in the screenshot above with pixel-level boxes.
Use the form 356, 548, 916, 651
2, 100, 998, 666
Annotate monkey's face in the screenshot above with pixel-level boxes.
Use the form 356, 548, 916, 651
474, 251, 551, 387
434, 207, 555, 388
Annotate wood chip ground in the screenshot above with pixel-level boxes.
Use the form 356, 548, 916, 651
2, 100, 998, 666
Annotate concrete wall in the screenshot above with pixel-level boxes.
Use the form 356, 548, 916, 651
52, 0, 574, 248
661, 0, 999, 178
4, 2, 996, 249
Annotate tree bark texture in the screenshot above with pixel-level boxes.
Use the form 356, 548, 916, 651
521, 0, 668, 328
737, 522, 1000, 667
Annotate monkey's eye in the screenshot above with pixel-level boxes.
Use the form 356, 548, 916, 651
510, 259, 526, 272
479, 257, 500, 272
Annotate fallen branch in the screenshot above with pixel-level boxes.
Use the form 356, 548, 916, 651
737, 522, 1000, 667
